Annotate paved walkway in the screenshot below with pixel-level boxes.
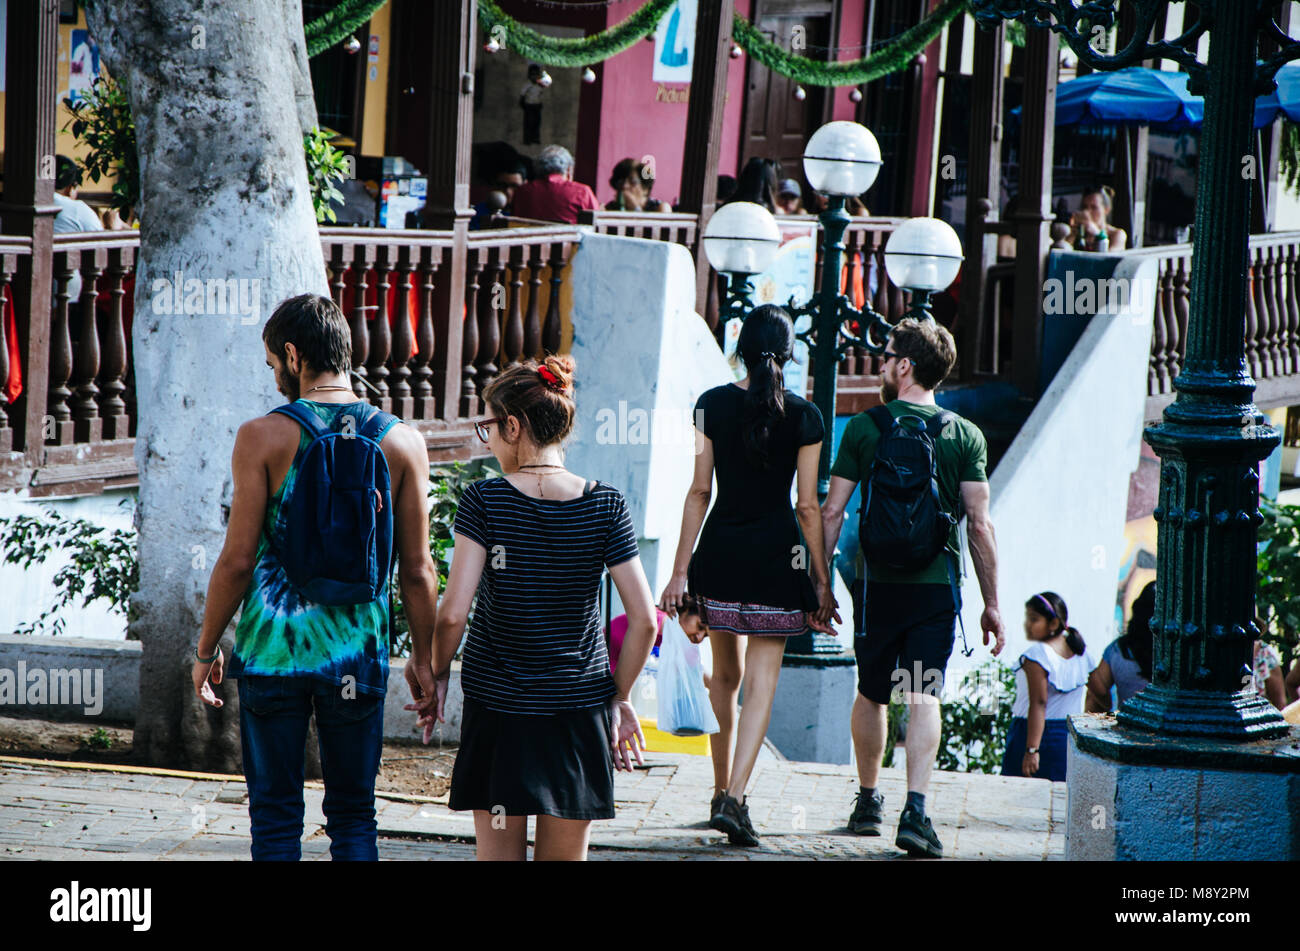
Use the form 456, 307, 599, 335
0, 751, 1065, 861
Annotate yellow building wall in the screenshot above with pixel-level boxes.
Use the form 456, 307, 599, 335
358, 3, 391, 157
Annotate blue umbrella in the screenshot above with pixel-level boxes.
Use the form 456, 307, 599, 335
1028, 65, 1286, 130
1053, 66, 1203, 130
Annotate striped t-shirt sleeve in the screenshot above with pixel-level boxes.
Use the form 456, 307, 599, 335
453, 481, 490, 549
603, 492, 640, 567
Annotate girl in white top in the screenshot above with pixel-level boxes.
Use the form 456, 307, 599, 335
1000, 592, 1096, 782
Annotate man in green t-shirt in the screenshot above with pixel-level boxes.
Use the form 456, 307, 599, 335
821, 317, 1005, 859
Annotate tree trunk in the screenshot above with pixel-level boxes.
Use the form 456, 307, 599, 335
85, 0, 328, 770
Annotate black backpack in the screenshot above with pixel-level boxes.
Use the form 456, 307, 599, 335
858, 405, 957, 573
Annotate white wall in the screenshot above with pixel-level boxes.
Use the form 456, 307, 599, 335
564, 231, 733, 612
951, 255, 1157, 684
0, 489, 136, 640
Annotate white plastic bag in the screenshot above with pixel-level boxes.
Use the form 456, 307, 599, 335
656, 614, 720, 736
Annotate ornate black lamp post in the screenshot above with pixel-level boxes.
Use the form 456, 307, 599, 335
970, 0, 1297, 740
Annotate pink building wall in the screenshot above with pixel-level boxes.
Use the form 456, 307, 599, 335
586, 0, 868, 207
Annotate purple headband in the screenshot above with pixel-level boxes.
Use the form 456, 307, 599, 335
1032, 594, 1057, 618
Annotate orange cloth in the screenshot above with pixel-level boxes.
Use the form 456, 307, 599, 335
841, 251, 866, 310
339, 269, 420, 356
3, 291, 20, 404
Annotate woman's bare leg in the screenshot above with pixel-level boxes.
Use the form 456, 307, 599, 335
727, 636, 788, 798
534, 815, 593, 861
707, 630, 743, 796
472, 811, 529, 861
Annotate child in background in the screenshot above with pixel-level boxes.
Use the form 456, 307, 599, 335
608, 593, 709, 675
1001, 592, 1095, 782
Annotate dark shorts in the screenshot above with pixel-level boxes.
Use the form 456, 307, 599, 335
449, 697, 615, 821
853, 581, 957, 705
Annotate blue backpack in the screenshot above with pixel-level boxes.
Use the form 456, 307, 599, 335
268, 401, 399, 606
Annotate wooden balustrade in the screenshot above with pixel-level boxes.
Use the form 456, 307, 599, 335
579, 209, 697, 247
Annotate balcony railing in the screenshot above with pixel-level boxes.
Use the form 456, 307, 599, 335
0, 224, 586, 494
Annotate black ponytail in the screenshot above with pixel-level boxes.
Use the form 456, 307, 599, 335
1026, 590, 1086, 656
737, 304, 794, 470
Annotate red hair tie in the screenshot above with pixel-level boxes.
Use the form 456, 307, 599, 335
537, 364, 566, 392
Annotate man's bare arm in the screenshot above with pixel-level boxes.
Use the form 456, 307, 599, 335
388, 425, 439, 670
196, 420, 272, 658
961, 479, 1005, 654
821, 475, 857, 565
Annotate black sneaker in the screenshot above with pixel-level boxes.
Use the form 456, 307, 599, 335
712, 793, 760, 847
848, 790, 885, 836
895, 804, 943, 858
708, 791, 726, 831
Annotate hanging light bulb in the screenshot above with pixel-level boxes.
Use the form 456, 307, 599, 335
849, 87, 863, 103
793, 85, 807, 101
484, 36, 501, 53
538, 69, 553, 87
582, 67, 596, 84
730, 44, 742, 58
344, 35, 362, 54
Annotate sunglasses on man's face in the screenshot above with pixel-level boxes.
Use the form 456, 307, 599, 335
475, 417, 506, 443
881, 351, 903, 365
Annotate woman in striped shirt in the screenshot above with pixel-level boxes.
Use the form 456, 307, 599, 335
414, 355, 658, 861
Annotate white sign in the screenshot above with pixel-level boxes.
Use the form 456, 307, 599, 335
653, 0, 696, 83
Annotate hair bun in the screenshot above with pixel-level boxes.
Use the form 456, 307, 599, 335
539, 354, 575, 394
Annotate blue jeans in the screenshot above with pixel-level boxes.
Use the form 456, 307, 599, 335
237, 675, 385, 861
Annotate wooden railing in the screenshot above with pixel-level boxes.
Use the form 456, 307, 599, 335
1141, 232, 1300, 420
0, 224, 586, 494
579, 209, 698, 247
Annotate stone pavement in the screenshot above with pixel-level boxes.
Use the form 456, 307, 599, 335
0, 753, 1065, 860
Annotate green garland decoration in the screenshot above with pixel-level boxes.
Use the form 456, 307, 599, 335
305, 0, 390, 58
731, 0, 967, 87
478, 0, 678, 68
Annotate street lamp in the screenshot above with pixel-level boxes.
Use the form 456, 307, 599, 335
786, 122, 962, 503
700, 200, 782, 326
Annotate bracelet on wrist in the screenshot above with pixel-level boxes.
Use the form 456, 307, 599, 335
194, 644, 221, 664
1026, 746, 1039, 755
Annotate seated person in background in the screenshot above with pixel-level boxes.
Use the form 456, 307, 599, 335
1086, 581, 1154, 712
775, 178, 804, 215
53, 155, 104, 234
510, 144, 600, 224
605, 158, 667, 212
1066, 185, 1127, 252
1253, 638, 1286, 709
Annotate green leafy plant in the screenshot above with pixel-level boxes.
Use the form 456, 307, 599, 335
81, 727, 114, 752
62, 74, 139, 217
304, 127, 351, 224
389, 459, 502, 658
1257, 496, 1300, 672
0, 502, 138, 638
935, 659, 1016, 774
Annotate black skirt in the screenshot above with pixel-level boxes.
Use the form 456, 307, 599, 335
449, 696, 616, 820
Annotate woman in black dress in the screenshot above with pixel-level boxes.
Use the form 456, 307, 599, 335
418, 355, 659, 861
659, 304, 838, 847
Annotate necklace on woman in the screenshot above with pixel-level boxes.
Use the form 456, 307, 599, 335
518, 462, 565, 499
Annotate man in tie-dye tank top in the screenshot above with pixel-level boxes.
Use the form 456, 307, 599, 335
191, 294, 441, 861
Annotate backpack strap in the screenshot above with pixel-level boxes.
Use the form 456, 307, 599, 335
269, 401, 329, 439
866, 404, 894, 437
358, 407, 400, 443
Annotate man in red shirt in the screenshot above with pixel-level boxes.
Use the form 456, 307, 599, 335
511, 145, 600, 225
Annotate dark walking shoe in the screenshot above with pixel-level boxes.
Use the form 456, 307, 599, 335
848, 790, 885, 836
708, 791, 726, 831
895, 805, 943, 858
712, 793, 760, 847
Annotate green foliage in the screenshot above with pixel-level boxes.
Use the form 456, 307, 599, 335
732, 0, 965, 87
62, 74, 139, 216
1258, 496, 1300, 671
304, 127, 351, 224
935, 659, 1016, 774
389, 459, 502, 657
479, 0, 678, 69
81, 727, 114, 752
1281, 121, 1300, 198
0, 501, 138, 638
305, 0, 390, 58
